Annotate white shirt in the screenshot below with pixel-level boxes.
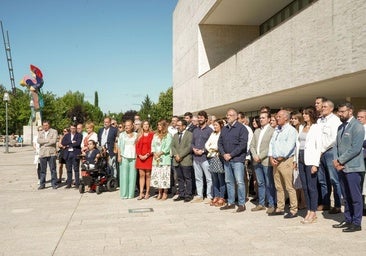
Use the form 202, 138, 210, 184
101, 128, 109, 147
168, 126, 178, 136
317, 113, 341, 153
205, 132, 220, 151
244, 124, 253, 160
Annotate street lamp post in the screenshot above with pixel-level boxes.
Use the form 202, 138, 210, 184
30, 99, 34, 146
3, 92, 10, 153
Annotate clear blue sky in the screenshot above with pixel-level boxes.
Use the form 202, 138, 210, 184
0, 0, 178, 113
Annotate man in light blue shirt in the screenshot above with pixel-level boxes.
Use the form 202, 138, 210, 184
268, 110, 298, 218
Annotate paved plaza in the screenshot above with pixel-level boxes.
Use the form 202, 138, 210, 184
1, 146, 365, 256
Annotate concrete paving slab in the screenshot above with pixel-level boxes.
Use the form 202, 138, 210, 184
0, 146, 365, 256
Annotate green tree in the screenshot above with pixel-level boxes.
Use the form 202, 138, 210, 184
0, 84, 172, 138
139, 95, 154, 121
122, 110, 138, 122
8, 88, 30, 134
94, 91, 99, 108
41, 90, 63, 131
150, 87, 173, 127
84, 101, 104, 123
0, 86, 32, 135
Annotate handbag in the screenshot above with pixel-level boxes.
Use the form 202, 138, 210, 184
208, 156, 224, 173
293, 168, 302, 189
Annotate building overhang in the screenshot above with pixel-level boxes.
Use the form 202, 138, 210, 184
201, 0, 293, 25
202, 70, 366, 117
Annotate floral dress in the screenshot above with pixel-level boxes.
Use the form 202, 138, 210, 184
150, 133, 172, 189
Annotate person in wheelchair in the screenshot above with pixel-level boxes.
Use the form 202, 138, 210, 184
80, 140, 100, 191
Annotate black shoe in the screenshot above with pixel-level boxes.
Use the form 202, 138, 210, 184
332, 221, 352, 229
268, 211, 285, 216
38, 185, 45, 190
236, 205, 246, 213
65, 185, 71, 189
174, 196, 185, 202
284, 212, 298, 219
342, 224, 361, 232
184, 196, 193, 202
250, 197, 258, 203
220, 204, 235, 210
328, 207, 342, 214
52, 185, 58, 190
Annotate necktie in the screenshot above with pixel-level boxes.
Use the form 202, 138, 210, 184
178, 132, 182, 144
340, 122, 348, 137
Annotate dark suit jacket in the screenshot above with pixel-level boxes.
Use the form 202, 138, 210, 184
171, 131, 193, 167
98, 126, 118, 157
186, 123, 196, 133
61, 132, 82, 160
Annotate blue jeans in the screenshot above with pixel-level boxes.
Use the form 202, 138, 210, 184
211, 172, 226, 198
254, 163, 276, 207
318, 148, 342, 207
40, 156, 57, 187
224, 161, 245, 205
193, 160, 213, 199
298, 150, 318, 212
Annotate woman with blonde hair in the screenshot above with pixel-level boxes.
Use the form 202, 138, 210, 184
135, 121, 154, 200
117, 120, 138, 199
81, 122, 98, 153
150, 119, 172, 200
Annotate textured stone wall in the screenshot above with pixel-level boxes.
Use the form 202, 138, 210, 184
173, 0, 366, 115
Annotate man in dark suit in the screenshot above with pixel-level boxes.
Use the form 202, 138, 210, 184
98, 117, 118, 178
171, 119, 194, 202
61, 124, 83, 188
332, 102, 365, 232
184, 112, 196, 133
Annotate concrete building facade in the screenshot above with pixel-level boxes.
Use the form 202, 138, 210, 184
172, 0, 366, 117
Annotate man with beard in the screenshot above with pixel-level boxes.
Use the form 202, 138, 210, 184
332, 102, 365, 232
191, 111, 213, 203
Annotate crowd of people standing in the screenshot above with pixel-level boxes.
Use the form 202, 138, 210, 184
35, 97, 366, 232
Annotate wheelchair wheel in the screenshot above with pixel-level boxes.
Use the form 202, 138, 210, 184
79, 184, 85, 194
96, 185, 102, 195
107, 178, 118, 192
